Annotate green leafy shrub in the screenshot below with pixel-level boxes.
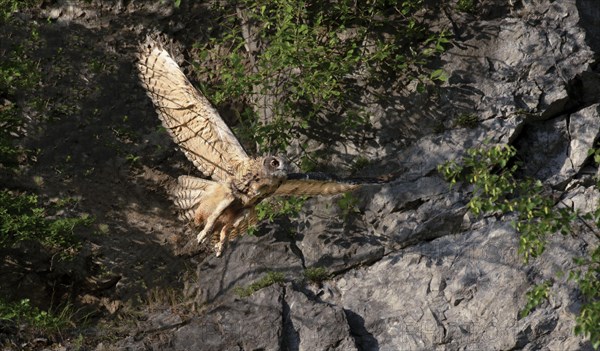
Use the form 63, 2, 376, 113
0, 190, 93, 252
255, 196, 306, 223
0, 24, 41, 95
0, 0, 40, 20
0, 25, 42, 168
247, 196, 305, 235
570, 233, 600, 348
0, 298, 77, 338
519, 280, 552, 318
0, 103, 23, 167
438, 144, 575, 261
439, 144, 600, 348
194, 0, 449, 154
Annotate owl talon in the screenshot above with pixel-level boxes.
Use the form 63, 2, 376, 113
214, 226, 228, 257
214, 242, 224, 257
197, 229, 209, 243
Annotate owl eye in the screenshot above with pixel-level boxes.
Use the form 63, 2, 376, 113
270, 158, 280, 168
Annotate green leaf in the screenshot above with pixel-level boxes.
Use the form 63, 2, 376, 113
430, 69, 448, 82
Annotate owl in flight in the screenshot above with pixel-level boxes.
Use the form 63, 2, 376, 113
137, 38, 375, 256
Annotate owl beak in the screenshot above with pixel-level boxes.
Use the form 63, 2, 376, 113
278, 158, 289, 175
280, 160, 289, 174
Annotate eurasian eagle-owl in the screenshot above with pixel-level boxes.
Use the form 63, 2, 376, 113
137, 38, 372, 256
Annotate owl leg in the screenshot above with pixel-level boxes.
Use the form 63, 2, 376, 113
214, 225, 230, 257
214, 209, 255, 256
197, 194, 234, 244
231, 208, 255, 236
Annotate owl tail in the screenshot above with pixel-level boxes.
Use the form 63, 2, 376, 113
170, 175, 213, 223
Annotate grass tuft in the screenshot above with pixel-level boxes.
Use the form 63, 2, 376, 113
234, 271, 285, 298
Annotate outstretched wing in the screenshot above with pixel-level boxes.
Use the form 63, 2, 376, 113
137, 39, 249, 182
274, 172, 379, 196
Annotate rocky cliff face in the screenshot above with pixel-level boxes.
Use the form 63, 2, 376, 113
169, 1, 600, 350
3, 0, 600, 350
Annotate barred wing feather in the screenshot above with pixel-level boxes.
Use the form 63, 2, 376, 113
138, 40, 249, 182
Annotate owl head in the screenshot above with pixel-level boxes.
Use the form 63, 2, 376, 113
243, 156, 288, 199
262, 156, 288, 179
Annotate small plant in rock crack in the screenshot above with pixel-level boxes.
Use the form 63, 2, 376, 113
350, 156, 371, 174
337, 192, 360, 219
303, 267, 330, 284
519, 280, 552, 318
454, 113, 478, 129
234, 271, 286, 298
438, 144, 600, 349
456, 0, 476, 13
255, 196, 306, 224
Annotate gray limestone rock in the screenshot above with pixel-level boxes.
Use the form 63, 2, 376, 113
295, 198, 385, 272
284, 286, 357, 351
517, 104, 600, 187
174, 286, 284, 351
336, 222, 590, 350
190, 223, 304, 305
